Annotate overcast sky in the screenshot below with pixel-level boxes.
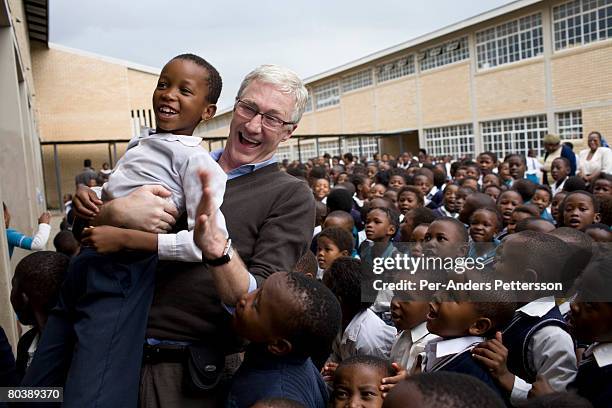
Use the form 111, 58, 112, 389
50, 0, 512, 110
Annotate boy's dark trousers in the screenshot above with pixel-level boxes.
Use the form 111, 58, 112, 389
22, 247, 158, 408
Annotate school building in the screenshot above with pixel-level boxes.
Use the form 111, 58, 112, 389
199, 0, 612, 164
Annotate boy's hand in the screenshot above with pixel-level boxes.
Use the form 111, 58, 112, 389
380, 362, 407, 398
74, 185, 102, 219
107, 185, 178, 233
528, 375, 555, 398
194, 170, 227, 259
321, 362, 338, 382
472, 332, 515, 392
81, 226, 125, 254
38, 211, 51, 224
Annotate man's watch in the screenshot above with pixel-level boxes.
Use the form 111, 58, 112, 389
203, 238, 234, 266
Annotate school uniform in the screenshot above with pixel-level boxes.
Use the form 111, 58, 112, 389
502, 297, 577, 404
424, 186, 442, 209
422, 336, 506, 399
551, 176, 568, 196
570, 342, 612, 408
328, 309, 396, 363
432, 205, 457, 218
390, 322, 438, 372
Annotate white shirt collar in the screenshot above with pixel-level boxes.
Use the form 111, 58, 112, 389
432, 336, 486, 358
586, 342, 612, 368
516, 296, 556, 317
411, 321, 430, 343
141, 133, 203, 147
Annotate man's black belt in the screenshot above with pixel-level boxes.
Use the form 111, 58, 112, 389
143, 343, 188, 364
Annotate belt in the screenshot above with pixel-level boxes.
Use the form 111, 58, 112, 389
143, 343, 188, 364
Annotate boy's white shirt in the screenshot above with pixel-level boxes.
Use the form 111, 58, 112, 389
585, 342, 612, 368
390, 322, 439, 372
424, 185, 439, 206
422, 335, 485, 372
102, 133, 228, 262
328, 308, 396, 363
509, 296, 577, 403
551, 177, 568, 197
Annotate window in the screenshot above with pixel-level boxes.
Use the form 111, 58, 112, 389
342, 136, 379, 160
314, 81, 340, 109
476, 13, 543, 69
556, 111, 583, 140
424, 124, 475, 158
420, 37, 469, 71
298, 142, 317, 161
304, 92, 313, 113
131, 109, 155, 136
318, 139, 341, 157
342, 69, 373, 92
481, 115, 548, 158
376, 55, 415, 83
275, 145, 293, 161
553, 0, 612, 50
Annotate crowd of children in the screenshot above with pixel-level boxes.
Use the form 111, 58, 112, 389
3, 69, 612, 408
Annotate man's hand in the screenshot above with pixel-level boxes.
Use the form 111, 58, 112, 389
38, 211, 51, 224
194, 170, 227, 259
321, 362, 338, 382
472, 332, 515, 392
98, 185, 179, 233
73, 185, 103, 220
380, 362, 408, 398
81, 226, 125, 254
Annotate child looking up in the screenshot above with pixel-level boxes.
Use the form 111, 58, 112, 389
551, 157, 571, 196
388, 169, 407, 191
369, 183, 387, 201
316, 227, 354, 276
591, 172, 612, 198
433, 183, 459, 218
389, 292, 438, 373
497, 190, 524, 231
475, 231, 577, 405
483, 173, 502, 189
468, 207, 501, 261
397, 186, 424, 217
312, 177, 330, 202
423, 270, 516, 399
332, 355, 393, 408
561, 191, 601, 230
531, 185, 554, 222
229, 272, 341, 408
551, 191, 568, 225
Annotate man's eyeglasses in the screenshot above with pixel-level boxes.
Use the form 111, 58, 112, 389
234, 99, 295, 131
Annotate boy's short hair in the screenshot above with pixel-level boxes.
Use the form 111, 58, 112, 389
251, 397, 306, 408
552, 156, 571, 169
284, 272, 342, 359
559, 191, 600, 227
388, 167, 407, 180
515, 217, 555, 233
534, 185, 552, 200
397, 186, 424, 205
562, 176, 587, 192
415, 168, 434, 183
504, 153, 527, 165
514, 204, 541, 218
327, 189, 354, 213
336, 354, 394, 378
435, 217, 469, 243
293, 251, 318, 277
53, 230, 79, 257
325, 257, 372, 311
511, 231, 570, 283
325, 210, 355, 229
479, 151, 498, 163
511, 179, 537, 202
406, 207, 438, 226
470, 207, 503, 230
14, 251, 69, 310
367, 206, 400, 234
598, 194, 612, 225
384, 372, 505, 408
172, 53, 222, 104
574, 246, 612, 301
318, 227, 354, 254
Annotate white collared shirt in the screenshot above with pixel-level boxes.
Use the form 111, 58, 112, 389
551, 177, 568, 197
390, 322, 439, 372
328, 309, 397, 363
103, 133, 228, 262
424, 186, 439, 206
510, 297, 577, 403
585, 342, 612, 368
422, 336, 485, 372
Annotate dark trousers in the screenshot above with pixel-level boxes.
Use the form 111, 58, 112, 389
22, 248, 158, 408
